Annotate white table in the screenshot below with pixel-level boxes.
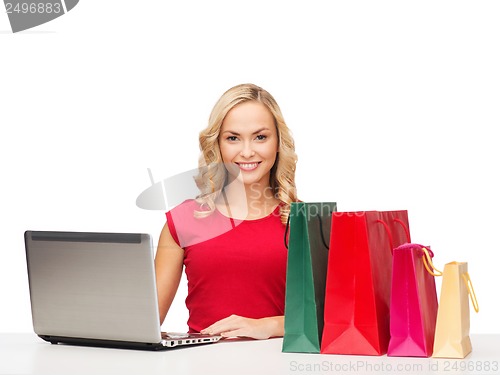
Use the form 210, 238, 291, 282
1, 333, 499, 375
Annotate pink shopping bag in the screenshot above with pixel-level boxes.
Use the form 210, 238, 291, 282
387, 244, 439, 357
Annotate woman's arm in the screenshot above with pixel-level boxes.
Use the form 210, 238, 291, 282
154, 222, 184, 325
201, 315, 284, 340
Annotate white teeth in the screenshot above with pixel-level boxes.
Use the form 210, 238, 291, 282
239, 163, 258, 169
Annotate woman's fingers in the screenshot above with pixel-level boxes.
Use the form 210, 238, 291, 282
201, 315, 273, 340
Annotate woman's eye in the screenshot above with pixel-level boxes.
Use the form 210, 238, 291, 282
256, 135, 267, 141
227, 136, 238, 141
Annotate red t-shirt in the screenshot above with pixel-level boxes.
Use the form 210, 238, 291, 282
166, 199, 287, 333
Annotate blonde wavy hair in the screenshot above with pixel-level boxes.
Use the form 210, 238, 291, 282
194, 83, 298, 224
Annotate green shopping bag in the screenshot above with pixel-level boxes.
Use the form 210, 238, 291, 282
282, 202, 337, 353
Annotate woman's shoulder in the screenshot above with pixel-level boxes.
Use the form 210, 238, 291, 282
167, 199, 205, 217
166, 199, 232, 248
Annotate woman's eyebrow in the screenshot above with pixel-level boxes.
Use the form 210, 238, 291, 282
252, 128, 271, 134
221, 128, 270, 136
221, 130, 240, 136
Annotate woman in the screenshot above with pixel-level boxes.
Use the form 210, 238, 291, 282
155, 83, 298, 340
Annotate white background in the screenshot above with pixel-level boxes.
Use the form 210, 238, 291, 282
1, 1, 499, 334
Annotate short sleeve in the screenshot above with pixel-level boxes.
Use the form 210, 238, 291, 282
164, 199, 239, 248
165, 210, 180, 246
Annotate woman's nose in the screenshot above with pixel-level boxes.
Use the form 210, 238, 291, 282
239, 141, 256, 158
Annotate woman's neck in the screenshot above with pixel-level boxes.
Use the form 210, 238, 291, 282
218, 180, 279, 220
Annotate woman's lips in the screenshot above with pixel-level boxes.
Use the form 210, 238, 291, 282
236, 162, 261, 171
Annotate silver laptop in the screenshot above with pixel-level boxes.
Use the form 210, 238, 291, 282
24, 230, 221, 350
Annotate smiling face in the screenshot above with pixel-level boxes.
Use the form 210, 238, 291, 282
219, 101, 279, 188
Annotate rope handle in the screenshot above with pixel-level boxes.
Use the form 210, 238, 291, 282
316, 214, 330, 249
393, 218, 411, 242
375, 220, 394, 254
284, 210, 330, 250
420, 248, 480, 313
376, 218, 411, 255
462, 272, 480, 313
284, 214, 291, 249
421, 246, 443, 276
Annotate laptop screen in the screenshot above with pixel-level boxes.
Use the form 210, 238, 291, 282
25, 231, 162, 344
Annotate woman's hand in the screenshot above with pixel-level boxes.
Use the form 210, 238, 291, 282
201, 315, 284, 340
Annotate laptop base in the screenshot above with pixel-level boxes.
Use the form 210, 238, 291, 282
39, 335, 171, 351
39, 333, 221, 351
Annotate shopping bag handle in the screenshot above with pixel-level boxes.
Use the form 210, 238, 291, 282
392, 243, 442, 276
284, 211, 330, 250
394, 218, 411, 242
376, 220, 394, 253
317, 214, 329, 250
284, 214, 291, 249
421, 246, 443, 276
462, 272, 480, 313
375, 218, 411, 255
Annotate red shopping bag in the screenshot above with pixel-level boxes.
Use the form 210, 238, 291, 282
387, 244, 439, 357
320, 211, 410, 356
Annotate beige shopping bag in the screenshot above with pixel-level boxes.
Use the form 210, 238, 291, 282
432, 262, 479, 358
